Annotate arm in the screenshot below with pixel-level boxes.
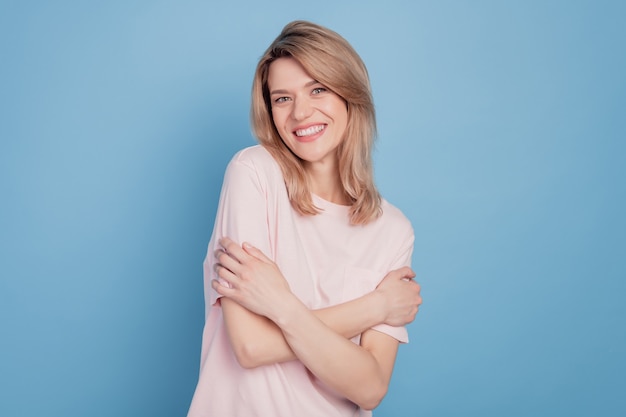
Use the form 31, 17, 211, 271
275, 296, 398, 410
221, 291, 382, 368
206, 152, 421, 384
214, 239, 421, 409
217, 240, 421, 368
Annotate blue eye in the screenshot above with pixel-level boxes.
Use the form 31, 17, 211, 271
274, 96, 290, 104
312, 87, 327, 95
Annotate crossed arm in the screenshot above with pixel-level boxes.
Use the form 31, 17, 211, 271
212, 238, 422, 410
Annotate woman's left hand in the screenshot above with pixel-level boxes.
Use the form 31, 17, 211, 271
212, 237, 293, 319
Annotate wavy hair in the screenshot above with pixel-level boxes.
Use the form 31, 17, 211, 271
251, 20, 381, 225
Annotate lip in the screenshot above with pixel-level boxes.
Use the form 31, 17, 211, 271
292, 123, 327, 143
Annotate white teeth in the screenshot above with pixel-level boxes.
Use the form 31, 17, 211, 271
295, 124, 325, 137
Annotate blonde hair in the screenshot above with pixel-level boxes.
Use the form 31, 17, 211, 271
251, 20, 381, 225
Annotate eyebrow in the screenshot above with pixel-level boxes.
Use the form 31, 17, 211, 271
270, 80, 320, 96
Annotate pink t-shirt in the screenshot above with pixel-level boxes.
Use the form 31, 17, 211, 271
187, 145, 414, 417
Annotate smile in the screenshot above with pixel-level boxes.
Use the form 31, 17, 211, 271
294, 124, 326, 137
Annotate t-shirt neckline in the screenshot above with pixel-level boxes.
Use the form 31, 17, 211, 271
312, 193, 351, 217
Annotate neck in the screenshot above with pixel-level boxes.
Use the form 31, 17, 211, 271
304, 160, 349, 206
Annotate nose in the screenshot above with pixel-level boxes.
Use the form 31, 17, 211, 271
291, 95, 314, 121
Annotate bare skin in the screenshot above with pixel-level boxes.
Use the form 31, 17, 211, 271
213, 238, 422, 409
212, 57, 423, 410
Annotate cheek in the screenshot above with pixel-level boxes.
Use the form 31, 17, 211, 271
326, 100, 348, 121
271, 110, 286, 130
332, 105, 349, 129
271, 113, 291, 142
276, 115, 296, 140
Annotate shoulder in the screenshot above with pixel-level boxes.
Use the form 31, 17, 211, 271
374, 198, 415, 254
375, 199, 415, 267
230, 145, 277, 169
225, 145, 282, 183
378, 198, 414, 236
224, 145, 285, 196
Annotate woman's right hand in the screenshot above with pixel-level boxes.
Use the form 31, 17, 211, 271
375, 267, 422, 327
213, 238, 294, 321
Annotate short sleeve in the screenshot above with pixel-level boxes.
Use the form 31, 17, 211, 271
369, 226, 415, 343
388, 226, 415, 272
203, 151, 274, 308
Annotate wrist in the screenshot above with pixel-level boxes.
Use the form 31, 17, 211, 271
369, 289, 388, 326
270, 292, 306, 328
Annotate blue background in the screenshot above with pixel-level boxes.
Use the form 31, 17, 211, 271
1, 1, 624, 416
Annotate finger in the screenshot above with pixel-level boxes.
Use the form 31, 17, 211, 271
211, 279, 236, 297
242, 242, 272, 263
219, 237, 251, 264
215, 264, 240, 287
403, 267, 417, 279
393, 266, 416, 280
215, 249, 242, 273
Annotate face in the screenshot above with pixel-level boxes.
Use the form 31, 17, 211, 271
267, 57, 348, 172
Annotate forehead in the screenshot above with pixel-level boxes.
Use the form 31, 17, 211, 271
267, 57, 315, 90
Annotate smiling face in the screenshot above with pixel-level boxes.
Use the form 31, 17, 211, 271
267, 57, 348, 173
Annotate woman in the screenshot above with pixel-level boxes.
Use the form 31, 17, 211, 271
188, 20, 422, 416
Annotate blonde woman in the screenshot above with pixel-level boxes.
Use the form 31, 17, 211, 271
188, 20, 422, 417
